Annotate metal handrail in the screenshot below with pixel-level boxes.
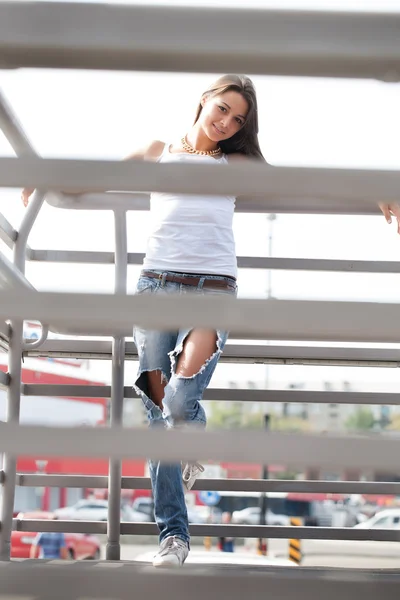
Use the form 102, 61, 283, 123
1, 424, 400, 472
2, 3, 400, 80
15, 473, 400, 496
21, 340, 400, 367
11, 518, 400, 543
1, 157, 399, 207
20, 384, 400, 406
3, 291, 400, 343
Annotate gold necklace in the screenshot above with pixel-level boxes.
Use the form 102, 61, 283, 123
181, 136, 221, 157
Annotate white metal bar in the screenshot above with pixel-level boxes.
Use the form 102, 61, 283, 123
28, 249, 400, 274
3, 291, 400, 343
106, 210, 127, 561
0, 562, 399, 600
21, 383, 400, 406
23, 339, 400, 367
1, 3, 400, 80
1, 424, 399, 471
16, 474, 400, 496
0, 320, 23, 561
1, 158, 398, 208
1, 561, 399, 600
0, 251, 33, 291
12, 518, 400, 542
0, 213, 17, 250
0, 89, 36, 157
46, 190, 384, 215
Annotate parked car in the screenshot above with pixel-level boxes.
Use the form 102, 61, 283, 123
12, 511, 101, 559
131, 497, 154, 520
354, 509, 400, 529
231, 507, 289, 526
54, 499, 148, 522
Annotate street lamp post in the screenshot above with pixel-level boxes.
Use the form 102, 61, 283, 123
258, 214, 276, 556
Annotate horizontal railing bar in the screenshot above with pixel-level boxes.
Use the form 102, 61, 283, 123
24, 339, 400, 367
0, 369, 9, 388
1, 424, 400, 470
13, 519, 400, 542
1, 562, 399, 600
29, 249, 145, 265
0, 212, 17, 250
1, 158, 398, 207
3, 291, 400, 343
1, 4, 400, 80
16, 474, 400, 495
28, 249, 400, 274
21, 384, 400, 406
46, 190, 383, 215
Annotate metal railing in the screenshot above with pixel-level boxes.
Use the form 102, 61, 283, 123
1, 2, 400, 598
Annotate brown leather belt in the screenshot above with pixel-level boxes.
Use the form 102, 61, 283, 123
141, 270, 236, 290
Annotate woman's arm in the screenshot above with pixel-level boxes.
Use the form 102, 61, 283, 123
21, 140, 165, 206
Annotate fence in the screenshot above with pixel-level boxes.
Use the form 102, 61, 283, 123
1, 2, 400, 599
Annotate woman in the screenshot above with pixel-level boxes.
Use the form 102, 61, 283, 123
129, 74, 264, 567
22, 73, 265, 567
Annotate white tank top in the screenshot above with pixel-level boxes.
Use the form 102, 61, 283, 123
142, 142, 237, 278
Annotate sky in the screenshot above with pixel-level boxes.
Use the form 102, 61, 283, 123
1, 0, 400, 400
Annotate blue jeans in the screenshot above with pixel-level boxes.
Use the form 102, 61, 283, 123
133, 270, 237, 545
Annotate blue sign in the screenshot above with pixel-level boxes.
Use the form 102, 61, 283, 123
199, 490, 220, 506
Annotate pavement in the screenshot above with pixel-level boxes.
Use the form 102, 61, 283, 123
110, 538, 400, 569
2, 558, 400, 600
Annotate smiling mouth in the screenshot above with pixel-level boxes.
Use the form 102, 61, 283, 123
213, 123, 225, 135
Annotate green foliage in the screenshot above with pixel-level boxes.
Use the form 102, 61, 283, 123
207, 402, 311, 432
345, 407, 375, 431
207, 402, 263, 430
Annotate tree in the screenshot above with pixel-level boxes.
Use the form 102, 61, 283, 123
207, 402, 311, 432
345, 407, 375, 431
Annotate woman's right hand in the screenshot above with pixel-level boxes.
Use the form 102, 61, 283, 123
21, 188, 34, 208
378, 202, 400, 235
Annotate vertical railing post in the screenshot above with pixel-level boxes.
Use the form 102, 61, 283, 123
0, 190, 45, 560
0, 190, 45, 561
0, 319, 22, 561
106, 209, 127, 561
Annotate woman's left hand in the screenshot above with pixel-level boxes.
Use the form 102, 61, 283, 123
378, 202, 400, 234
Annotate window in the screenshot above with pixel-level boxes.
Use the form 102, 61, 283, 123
372, 516, 392, 528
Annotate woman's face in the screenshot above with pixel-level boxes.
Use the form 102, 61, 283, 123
199, 90, 248, 143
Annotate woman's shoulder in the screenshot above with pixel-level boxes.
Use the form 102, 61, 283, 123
124, 140, 166, 162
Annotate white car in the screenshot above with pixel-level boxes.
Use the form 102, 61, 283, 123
354, 509, 400, 529
231, 507, 289, 526
54, 499, 151, 522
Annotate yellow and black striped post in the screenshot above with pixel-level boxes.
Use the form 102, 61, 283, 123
289, 517, 302, 565
203, 536, 212, 551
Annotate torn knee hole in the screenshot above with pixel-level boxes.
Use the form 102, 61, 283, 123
170, 330, 222, 379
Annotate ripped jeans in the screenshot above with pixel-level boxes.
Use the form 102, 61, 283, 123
133, 270, 237, 545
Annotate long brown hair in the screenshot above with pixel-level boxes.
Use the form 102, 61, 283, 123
194, 74, 265, 161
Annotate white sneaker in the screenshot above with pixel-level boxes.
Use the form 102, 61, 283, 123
153, 536, 189, 567
182, 461, 205, 491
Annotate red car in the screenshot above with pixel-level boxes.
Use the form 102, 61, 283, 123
12, 511, 101, 560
